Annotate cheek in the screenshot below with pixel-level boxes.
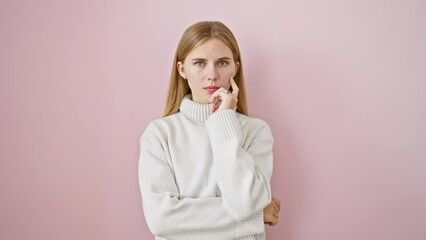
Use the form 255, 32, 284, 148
221, 69, 234, 80
186, 79, 198, 88
187, 68, 203, 78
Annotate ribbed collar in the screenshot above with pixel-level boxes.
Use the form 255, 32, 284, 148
179, 94, 212, 124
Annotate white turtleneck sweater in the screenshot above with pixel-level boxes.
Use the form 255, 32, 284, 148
138, 94, 274, 240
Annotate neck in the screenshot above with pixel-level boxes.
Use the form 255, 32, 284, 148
179, 94, 212, 123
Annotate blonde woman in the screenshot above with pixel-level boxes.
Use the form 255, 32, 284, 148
138, 21, 281, 240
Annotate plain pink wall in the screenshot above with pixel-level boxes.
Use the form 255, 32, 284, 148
1, 0, 425, 239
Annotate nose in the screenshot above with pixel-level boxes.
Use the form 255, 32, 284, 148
205, 63, 218, 82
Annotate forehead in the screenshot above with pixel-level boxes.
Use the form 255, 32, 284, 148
187, 38, 233, 59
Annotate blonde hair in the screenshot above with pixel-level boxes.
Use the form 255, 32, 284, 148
162, 21, 248, 117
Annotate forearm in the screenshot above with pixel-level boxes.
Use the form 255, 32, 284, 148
140, 192, 264, 240
205, 110, 274, 221
139, 132, 265, 239
210, 139, 273, 221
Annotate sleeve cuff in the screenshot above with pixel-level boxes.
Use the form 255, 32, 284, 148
205, 109, 242, 143
235, 210, 265, 238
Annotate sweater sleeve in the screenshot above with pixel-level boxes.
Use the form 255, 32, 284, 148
138, 122, 265, 240
205, 110, 274, 222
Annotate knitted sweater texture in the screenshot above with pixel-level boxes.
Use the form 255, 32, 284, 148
138, 94, 274, 240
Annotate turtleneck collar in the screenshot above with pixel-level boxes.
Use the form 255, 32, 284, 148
179, 94, 212, 124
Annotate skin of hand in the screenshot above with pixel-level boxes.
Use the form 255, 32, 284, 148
264, 196, 281, 226
208, 76, 239, 113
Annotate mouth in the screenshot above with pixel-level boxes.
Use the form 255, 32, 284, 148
204, 86, 219, 94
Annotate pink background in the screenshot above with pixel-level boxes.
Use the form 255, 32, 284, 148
1, 0, 425, 239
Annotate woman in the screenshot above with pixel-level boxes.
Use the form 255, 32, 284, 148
138, 21, 281, 240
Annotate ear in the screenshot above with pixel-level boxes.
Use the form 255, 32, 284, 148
177, 61, 186, 79
234, 61, 240, 76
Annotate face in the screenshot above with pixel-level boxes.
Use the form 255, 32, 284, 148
177, 38, 239, 104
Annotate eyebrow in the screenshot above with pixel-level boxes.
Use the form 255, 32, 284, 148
190, 57, 232, 61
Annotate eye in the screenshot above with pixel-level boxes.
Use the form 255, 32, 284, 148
194, 61, 206, 67
218, 61, 229, 67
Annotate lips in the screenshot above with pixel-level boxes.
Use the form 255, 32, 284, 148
204, 86, 219, 94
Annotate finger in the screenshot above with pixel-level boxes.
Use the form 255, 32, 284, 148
273, 205, 279, 212
211, 104, 217, 113
209, 90, 226, 103
272, 197, 281, 210
275, 197, 281, 208
273, 219, 278, 226
273, 212, 279, 218
213, 95, 221, 105
209, 92, 218, 103
217, 87, 229, 94
272, 201, 279, 211
210, 95, 217, 104
212, 95, 222, 112
210, 96, 219, 112
210, 87, 231, 108
213, 89, 226, 103
230, 76, 239, 97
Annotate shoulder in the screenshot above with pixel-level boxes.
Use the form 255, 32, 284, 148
140, 113, 182, 143
236, 112, 272, 132
236, 112, 274, 141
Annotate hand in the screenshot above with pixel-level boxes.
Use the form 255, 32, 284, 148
263, 196, 281, 226
209, 76, 239, 113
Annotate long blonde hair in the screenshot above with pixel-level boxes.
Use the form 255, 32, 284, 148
162, 21, 248, 117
